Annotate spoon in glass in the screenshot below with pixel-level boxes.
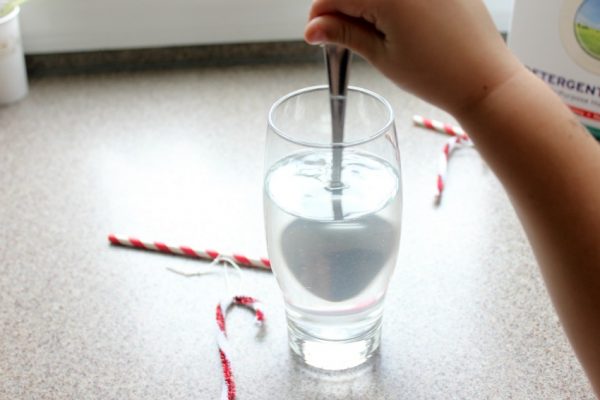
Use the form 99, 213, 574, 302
324, 44, 352, 220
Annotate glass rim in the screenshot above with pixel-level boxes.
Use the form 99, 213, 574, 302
268, 85, 395, 149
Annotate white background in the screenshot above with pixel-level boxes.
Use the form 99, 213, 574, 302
18, 0, 515, 54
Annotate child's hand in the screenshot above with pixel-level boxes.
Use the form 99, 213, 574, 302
305, 0, 522, 114
306, 2, 600, 393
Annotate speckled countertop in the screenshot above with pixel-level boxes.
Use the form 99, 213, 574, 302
0, 50, 596, 399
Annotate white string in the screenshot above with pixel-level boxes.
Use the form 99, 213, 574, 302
217, 256, 244, 294
166, 255, 244, 294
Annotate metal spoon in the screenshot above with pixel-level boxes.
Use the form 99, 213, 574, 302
324, 44, 352, 220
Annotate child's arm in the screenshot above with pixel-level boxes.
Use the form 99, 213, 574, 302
458, 67, 600, 396
306, 0, 600, 393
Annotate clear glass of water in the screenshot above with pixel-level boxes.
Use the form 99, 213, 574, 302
264, 85, 402, 370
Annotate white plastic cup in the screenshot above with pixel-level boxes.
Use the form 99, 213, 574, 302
0, 6, 28, 105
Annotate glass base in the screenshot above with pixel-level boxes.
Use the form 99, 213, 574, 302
287, 317, 382, 371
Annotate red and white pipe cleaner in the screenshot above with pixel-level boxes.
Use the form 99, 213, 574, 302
413, 115, 474, 202
107, 234, 271, 270
110, 236, 268, 398
165, 256, 265, 400
216, 295, 264, 400
436, 135, 472, 201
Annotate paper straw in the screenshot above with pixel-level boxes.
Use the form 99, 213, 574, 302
413, 115, 468, 138
108, 234, 271, 270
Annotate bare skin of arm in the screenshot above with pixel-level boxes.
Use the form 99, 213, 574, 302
305, 0, 600, 393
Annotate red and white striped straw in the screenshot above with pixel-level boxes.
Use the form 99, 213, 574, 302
216, 295, 264, 400
108, 234, 271, 270
413, 115, 468, 139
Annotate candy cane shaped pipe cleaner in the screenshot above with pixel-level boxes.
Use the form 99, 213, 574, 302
435, 135, 473, 202
412, 115, 474, 202
108, 234, 271, 270
216, 295, 264, 400
166, 256, 265, 400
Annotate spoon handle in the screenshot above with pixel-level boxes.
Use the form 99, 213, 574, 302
324, 45, 352, 220
324, 44, 352, 99
325, 44, 351, 148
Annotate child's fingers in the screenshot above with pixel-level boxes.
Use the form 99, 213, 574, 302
305, 14, 385, 62
309, 0, 377, 22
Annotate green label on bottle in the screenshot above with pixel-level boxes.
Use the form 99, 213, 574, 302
585, 124, 600, 140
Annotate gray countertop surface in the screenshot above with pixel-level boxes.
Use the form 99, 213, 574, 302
0, 59, 595, 399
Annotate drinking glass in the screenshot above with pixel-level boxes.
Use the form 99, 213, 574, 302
264, 85, 402, 370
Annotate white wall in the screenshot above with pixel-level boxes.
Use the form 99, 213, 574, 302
484, 0, 515, 33
19, 0, 514, 54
